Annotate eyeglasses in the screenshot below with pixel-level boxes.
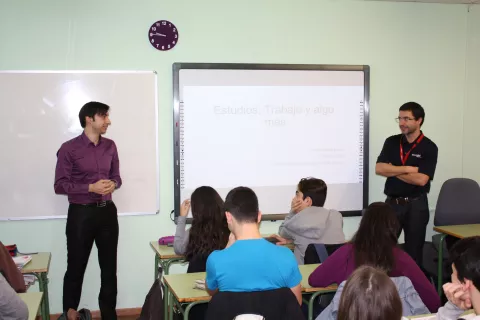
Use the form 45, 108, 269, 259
395, 117, 415, 123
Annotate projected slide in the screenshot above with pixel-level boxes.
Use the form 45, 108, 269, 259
174, 66, 368, 216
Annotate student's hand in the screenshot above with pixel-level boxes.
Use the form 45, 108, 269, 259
180, 200, 191, 217
226, 232, 236, 248
291, 197, 303, 213
88, 180, 111, 195
443, 282, 472, 310
269, 234, 292, 246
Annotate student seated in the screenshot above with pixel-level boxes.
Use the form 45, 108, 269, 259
174, 186, 230, 272
432, 236, 480, 319
205, 186, 302, 305
308, 202, 440, 313
0, 242, 28, 320
271, 177, 345, 265
0, 241, 26, 293
0, 273, 29, 320
337, 265, 405, 320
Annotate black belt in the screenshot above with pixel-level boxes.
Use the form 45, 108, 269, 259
386, 195, 423, 205
72, 200, 112, 208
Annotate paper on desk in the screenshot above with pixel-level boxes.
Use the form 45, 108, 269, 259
12, 255, 32, 269
194, 279, 206, 290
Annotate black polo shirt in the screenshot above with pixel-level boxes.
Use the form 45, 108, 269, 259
376, 132, 438, 197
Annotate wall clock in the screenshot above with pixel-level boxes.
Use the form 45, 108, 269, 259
148, 20, 178, 51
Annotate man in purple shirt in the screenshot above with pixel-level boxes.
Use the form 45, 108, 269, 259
54, 101, 122, 320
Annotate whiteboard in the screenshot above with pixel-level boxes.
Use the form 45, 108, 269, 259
0, 71, 159, 220
173, 63, 369, 220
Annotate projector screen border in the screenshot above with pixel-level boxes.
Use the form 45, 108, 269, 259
172, 62, 370, 224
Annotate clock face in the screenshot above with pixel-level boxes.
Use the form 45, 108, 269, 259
148, 20, 178, 51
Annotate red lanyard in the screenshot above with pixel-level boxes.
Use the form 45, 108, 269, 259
400, 133, 424, 165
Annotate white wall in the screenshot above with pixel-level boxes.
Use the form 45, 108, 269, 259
0, 0, 474, 313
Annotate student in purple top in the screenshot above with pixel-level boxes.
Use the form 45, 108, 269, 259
54, 101, 122, 320
308, 202, 440, 313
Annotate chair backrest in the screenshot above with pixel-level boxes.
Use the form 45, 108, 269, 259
304, 243, 345, 264
434, 178, 480, 226
206, 287, 304, 320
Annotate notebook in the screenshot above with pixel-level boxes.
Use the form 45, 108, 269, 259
12, 255, 32, 269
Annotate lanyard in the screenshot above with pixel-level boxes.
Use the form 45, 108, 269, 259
400, 133, 424, 165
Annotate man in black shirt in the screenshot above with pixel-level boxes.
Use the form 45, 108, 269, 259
376, 102, 438, 266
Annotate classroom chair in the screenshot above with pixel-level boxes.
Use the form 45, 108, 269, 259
205, 288, 304, 320
303, 243, 345, 264
430, 178, 480, 287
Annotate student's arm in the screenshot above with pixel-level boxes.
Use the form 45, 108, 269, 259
284, 250, 303, 305
0, 242, 26, 293
205, 253, 219, 296
0, 274, 28, 320
54, 146, 90, 195
173, 217, 189, 255
109, 142, 122, 189
278, 211, 295, 240
435, 283, 471, 319
396, 249, 440, 312
308, 244, 351, 288
290, 284, 302, 305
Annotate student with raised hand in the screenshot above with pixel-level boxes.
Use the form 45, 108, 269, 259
308, 202, 440, 313
174, 186, 230, 272
205, 186, 302, 305
337, 265, 404, 320
433, 236, 480, 319
271, 177, 345, 264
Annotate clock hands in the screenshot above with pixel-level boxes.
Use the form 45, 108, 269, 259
150, 32, 166, 37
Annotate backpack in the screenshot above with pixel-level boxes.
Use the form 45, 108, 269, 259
137, 266, 165, 320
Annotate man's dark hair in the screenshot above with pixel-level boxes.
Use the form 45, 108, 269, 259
224, 187, 259, 224
399, 102, 425, 126
449, 236, 480, 291
78, 101, 110, 128
298, 177, 327, 207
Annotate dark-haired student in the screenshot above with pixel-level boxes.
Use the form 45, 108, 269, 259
431, 236, 480, 319
337, 265, 406, 320
174, 186, 230, 272
308, 202, 440, 313
206, 187, 302, 305
272, 177, 345, 264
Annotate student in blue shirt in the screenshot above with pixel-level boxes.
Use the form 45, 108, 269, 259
205, 186, 302, 305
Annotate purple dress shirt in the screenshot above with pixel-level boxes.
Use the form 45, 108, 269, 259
54, 132, 122, 204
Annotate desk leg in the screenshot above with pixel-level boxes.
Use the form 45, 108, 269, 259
155, 254, 160, 280
307, 290, 336, 320
163, 280, 169, 320
437, 233, 447, 295
30, 272, 50, 320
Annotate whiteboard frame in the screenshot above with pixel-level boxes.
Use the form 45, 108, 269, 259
0, 70, 160, 220
172, 63, 370, 222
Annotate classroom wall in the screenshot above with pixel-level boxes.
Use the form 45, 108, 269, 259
0, 0, 474, 313
463, 5, 480, 180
